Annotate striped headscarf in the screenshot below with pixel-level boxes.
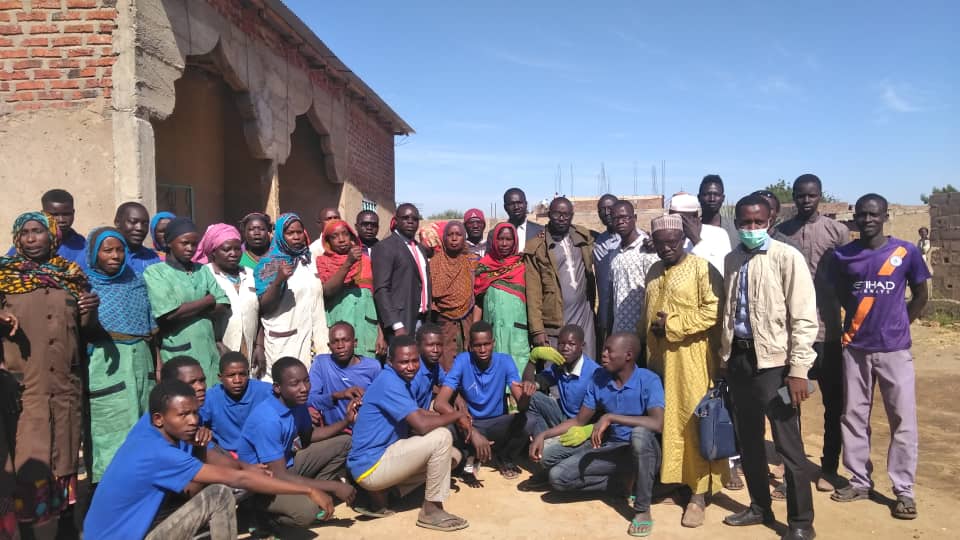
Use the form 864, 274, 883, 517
253, 212, 311, 297
0, 211, 88, 300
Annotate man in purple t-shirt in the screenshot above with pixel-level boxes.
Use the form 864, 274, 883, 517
829, 193, 929, 521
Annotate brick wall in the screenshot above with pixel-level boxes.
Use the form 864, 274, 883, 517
929, 193, 958, 299
0, 0, 116, 112
346, 100, 395, 202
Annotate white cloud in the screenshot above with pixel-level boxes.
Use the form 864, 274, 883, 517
880, 83, 922, 113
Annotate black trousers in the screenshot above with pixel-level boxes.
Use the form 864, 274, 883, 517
727, 346, 814, 529
808, 341, 844, 475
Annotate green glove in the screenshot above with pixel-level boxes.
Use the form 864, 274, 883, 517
559, 424, 594, 447
530, 346, 565, 367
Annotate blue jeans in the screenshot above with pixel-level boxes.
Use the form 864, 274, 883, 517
547, 426, 661, 512
525, 391, 568, 437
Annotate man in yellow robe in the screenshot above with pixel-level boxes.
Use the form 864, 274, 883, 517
644, 214, 726, 528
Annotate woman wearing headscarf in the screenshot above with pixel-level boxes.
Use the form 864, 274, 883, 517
85, 227, 158, 484
474, 222, 529, 375
239, 212, 272, 270
149, 211, 175, 260
315, 219, 385, 359
428, 221, 478, 365
254, 213, 328, 380
194, 223, 261, 370
0, 212, 98, 539
143, 217, 230, 384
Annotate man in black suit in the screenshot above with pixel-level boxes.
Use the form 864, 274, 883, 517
491, 188, 544, 253
372, 203, 432, 341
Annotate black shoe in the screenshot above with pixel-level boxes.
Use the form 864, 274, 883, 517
781, 527, 816, 540
723, 507, 774, 527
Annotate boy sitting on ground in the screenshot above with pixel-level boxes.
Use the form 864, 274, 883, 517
308, 321, 382, 424
348, 335, 470, 531
238, 357, 357, 529
83, 380, 335, 540
200, 351, 274, 454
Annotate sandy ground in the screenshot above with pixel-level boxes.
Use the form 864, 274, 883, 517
291, 324, 959, 540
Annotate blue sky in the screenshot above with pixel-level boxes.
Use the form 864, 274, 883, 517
286, 0, 958, 217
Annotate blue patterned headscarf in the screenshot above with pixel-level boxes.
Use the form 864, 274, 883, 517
253, 212, 311, 297
86, 227, 156, 338
150, 211, 175, 253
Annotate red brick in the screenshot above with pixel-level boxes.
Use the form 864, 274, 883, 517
85, 33, 110, 45
15, 80, 43, 90
51, 11, 83, 21
0, 81, 7, 91
66, 0, 97, 7
97, 45, 110, 55
84, 56, 113, 67
82, 76, 108, 88
14, 102, 45, 111
0, 48, 27, 58
15, 11, 47, 22
52, 35, 82, 46
0, 1, 23, 10
12, 58, 40, 69
0, 36, 11, 45
72, 66, 96, 77
65, 47, 92, 57
48, 58, 79, 68
101, 85, 109, 98
98, 22, 114, 33
32, 0, 62, 8
37, 90, 63, 100
67, 88, 96, 99
0, 12, 8, 21
48, 79, 79, 89
32, 69, 61, 79
84, 9, 115, 21
0, 69, 27, 80
30, 48, 62, 57
21, 36, 48, 47
64, 23, 94, 33
28, 23, 59, 34
0, 23, 19, 34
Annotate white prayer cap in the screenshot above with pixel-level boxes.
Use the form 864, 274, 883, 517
668, 192, 700, 213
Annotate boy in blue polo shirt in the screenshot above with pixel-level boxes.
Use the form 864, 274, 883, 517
411, 323, 446, 409
308, 322, 381, 423
530, 332, 664, 538
201, 352, 274, 453
239, 357, 357, 529
435, 321, 537, 480
349, 335, 469, 531
84, 380, 335, 540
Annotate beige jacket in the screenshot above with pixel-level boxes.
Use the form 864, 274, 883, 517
719, 239, 818, 378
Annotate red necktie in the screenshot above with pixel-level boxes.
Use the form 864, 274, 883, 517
407, 241, 428, 313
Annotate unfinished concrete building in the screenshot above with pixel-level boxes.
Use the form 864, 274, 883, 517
0, 0, 412, 239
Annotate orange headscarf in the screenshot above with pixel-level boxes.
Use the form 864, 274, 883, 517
315, 220, 373, 291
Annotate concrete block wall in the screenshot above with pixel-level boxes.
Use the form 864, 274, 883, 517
0, 0, 116, 113
929, 193, 959, 299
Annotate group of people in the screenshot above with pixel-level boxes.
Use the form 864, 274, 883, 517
0, 174, 927, 540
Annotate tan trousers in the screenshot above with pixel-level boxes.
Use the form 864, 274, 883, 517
358, 427, 458, 502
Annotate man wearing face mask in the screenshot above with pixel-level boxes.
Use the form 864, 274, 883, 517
775, 174, 850, 492
720, 194, 818, 540
668, 192, 731, 275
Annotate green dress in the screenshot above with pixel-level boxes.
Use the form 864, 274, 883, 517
482, 286, 530, 375
239, 251, 261, 271
326, 287, 379, 359
87, 339, 154, 482
144, 263, 229, 383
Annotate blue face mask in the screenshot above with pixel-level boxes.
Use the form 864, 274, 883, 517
738, 228, 769, 250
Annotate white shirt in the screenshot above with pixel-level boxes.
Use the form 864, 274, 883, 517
394, 231, 429, 331
207, 263, 259, 357
309, 238, 325, 260
684, 223, 731, 275
515, 220, 528, 252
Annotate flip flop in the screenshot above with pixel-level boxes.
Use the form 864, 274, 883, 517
352, 506, 396, 519
892, 495, 917, 520
831, 485, 870, 503
417, 515, 469, 532
498, 461, 521, 480
628, 518, 653, 537
771, 482, 787, 501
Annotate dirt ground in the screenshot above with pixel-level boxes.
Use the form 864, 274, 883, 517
297, 324, 959, 540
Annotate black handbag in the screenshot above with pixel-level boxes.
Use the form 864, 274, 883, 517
695, 380, 737, 460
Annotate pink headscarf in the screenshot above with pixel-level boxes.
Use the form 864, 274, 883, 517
192, 223, 241, 264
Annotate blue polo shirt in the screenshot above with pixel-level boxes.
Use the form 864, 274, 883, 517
347, 367, 420, 479
442, 352, 520, 420
127, 245, 162, 276
7, 229, 87, 270
308, 354, 381, 424
582, 367, 665, 443
201, 380, 274, 453
83, 414, 202, 540
410, 358, 447, 410
237, 396, 312, 467
540, 355, 600, 419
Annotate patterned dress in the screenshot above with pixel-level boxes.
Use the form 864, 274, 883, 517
644, 254, 726, 494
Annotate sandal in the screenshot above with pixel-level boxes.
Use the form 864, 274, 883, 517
771, 482, 786, 501
416, 514, 469, 532
831, 485, 870, 502
892, 495, 917, 520
498, 460, 522, 480
352, 505, 396, 518
724, 464, 745, 491
628, 517, 653, 537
